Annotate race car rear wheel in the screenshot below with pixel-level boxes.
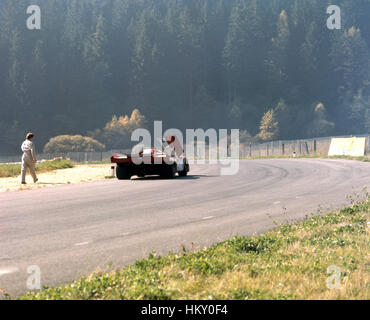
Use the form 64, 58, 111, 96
161, 163, 176, 179
178, 162, 189, 177
116, 165, 132, 180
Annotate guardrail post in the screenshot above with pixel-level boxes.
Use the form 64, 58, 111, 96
305, 142, 309, 154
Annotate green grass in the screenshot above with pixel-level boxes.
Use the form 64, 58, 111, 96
0, 159, 74, 178
325, 155, 370, 162
17, 194, 370, 300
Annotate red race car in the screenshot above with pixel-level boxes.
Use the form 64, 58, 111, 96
111, 136, 189, 180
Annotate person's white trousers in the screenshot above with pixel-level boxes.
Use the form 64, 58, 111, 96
21, 156, 37, 183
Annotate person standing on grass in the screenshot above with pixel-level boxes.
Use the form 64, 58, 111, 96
21, 132, 38, 184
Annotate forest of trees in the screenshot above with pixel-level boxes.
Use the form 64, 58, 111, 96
0, 0, 369, 154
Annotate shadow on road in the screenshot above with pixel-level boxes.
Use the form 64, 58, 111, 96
131, 174, 217, 181
36, 182, 69, 185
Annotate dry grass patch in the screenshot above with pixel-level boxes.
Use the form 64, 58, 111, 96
0, 163, 113, 192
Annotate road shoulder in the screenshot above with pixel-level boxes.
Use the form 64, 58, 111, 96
0, 164, 113, 192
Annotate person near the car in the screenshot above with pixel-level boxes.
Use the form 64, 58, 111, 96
21, 132, 38, 184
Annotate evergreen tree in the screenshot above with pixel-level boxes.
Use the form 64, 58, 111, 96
0, 0, 368, 154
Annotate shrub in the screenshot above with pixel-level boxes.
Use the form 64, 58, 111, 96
88, 109, 146, 150
43, 135, 105, 153
305, 103, 335, 138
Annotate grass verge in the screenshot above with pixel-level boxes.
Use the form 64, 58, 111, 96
0, 159, 74, 178
18, 197, 369, 300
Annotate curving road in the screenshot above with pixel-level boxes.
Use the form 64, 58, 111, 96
0, 159, 369, 298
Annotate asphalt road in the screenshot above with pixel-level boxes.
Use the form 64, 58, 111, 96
0, 159, 369, 298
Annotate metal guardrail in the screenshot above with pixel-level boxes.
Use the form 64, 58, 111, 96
241, 134, 370, 158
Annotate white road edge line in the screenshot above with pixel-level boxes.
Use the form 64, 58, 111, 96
74, 242, 89, 246
202, 216, 215, 220
0, 267, 19, 277
273, 201, 281, 205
